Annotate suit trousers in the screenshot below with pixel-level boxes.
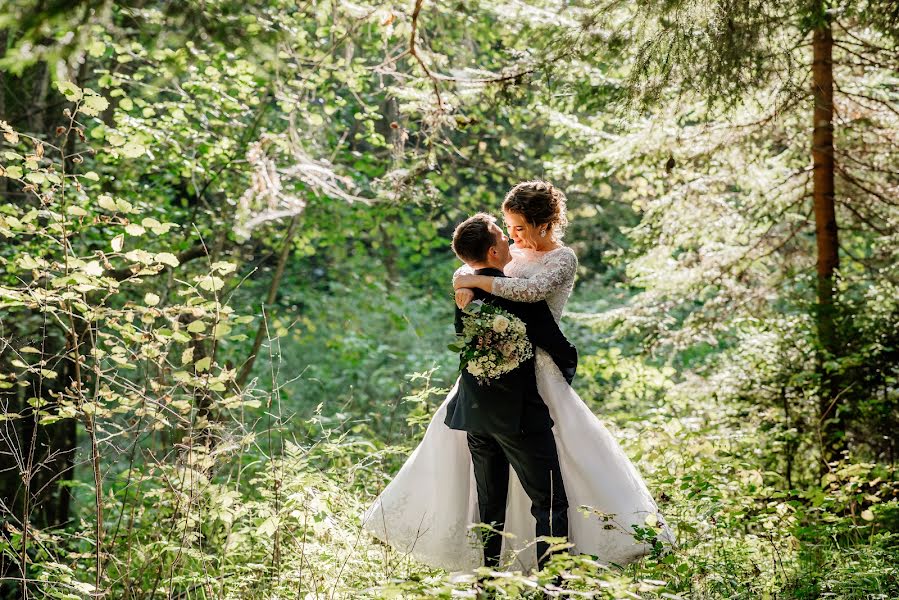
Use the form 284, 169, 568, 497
467, 429, 569, 569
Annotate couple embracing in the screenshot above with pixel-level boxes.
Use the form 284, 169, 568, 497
363, 181, 672, 572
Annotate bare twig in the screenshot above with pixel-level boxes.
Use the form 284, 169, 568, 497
236, 214, 301, 388
409, 0, 443, 112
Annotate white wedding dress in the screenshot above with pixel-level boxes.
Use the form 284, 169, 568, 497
362, 246, 673, 571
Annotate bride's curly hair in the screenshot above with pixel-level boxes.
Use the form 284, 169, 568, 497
501, 180, 568, 244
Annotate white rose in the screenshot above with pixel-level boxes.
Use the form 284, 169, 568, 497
492, 315, 510, 333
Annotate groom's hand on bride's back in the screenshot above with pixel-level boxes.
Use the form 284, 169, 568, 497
515, 301, 578, 385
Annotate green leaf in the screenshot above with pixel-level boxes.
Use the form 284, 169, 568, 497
66, 205, 88, 217
124, 249, 154, 264
82, 261, 103, 276
154, 252, 179, 267
195, 357, 211, 372
56, 81, 83, 101
144, 292, 160, 306
80, 90, 110, 116
111, 234, 124, 252
124, 223, 145, 236
187, 320, 206, 333
463, 300, 483, 315
198, 275, 224, 292
3, 165, 23, 179
150, 222, 176, 235
87, 40, 106, 58
98, 195, 116, 210
84, 171, 100, 182
181, 347, 194, 365
257, 516, 278, 537
121, 141, 145, 158
17, 254, 45, 269
107, 132, 126, 146
72, 581, 96, 595
210, 261, 237, 275
170, 399, 191, 412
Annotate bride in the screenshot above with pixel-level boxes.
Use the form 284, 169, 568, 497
362, 181, 673, 572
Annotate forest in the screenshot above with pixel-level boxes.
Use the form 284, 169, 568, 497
0, 1, 897, 598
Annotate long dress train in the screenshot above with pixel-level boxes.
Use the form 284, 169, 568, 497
362, 246, 673, 571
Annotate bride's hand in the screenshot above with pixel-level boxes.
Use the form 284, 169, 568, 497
455, 288, 475, 310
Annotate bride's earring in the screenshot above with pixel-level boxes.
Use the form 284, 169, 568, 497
540, 229, 547, 238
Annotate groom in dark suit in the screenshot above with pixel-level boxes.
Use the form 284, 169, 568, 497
444, 212, 575, 570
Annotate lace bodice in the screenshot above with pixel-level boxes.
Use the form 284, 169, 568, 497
454, 246, 578, 323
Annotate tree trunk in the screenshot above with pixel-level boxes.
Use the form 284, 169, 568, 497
811, 20, 842, 467
0, 29, 7, 200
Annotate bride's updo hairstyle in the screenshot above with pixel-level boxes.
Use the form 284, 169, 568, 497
501, 180, 568, 245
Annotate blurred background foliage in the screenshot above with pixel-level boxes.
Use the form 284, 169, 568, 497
0, 0, 897, 598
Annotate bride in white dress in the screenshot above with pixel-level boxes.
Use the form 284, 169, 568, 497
362, 181, 673, 572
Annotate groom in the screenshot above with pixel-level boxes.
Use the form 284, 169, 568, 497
445, 212, 576, 570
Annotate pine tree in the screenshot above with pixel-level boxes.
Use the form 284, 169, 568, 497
577, 0, 899, 466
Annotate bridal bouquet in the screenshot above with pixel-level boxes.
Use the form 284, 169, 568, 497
449, 300, 533, 385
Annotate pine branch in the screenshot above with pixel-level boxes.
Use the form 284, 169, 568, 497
836, 196, 892, 236
835, 85, 899, 120
834, 147, 899, 176
834, 20, 899, 57
836, 165, 899, 208
833, 40, 898, 70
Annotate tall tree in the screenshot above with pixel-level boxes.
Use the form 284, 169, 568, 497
569, 0, 899, 466
809, 2, 840, 465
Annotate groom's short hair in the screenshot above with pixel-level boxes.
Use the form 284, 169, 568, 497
452, 213, 497, 264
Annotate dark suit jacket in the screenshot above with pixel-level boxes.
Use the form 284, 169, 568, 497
444, 267, 577, 434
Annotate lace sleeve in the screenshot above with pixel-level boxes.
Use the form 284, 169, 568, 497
491, 248, 577, 303
452, 263, 474, 286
